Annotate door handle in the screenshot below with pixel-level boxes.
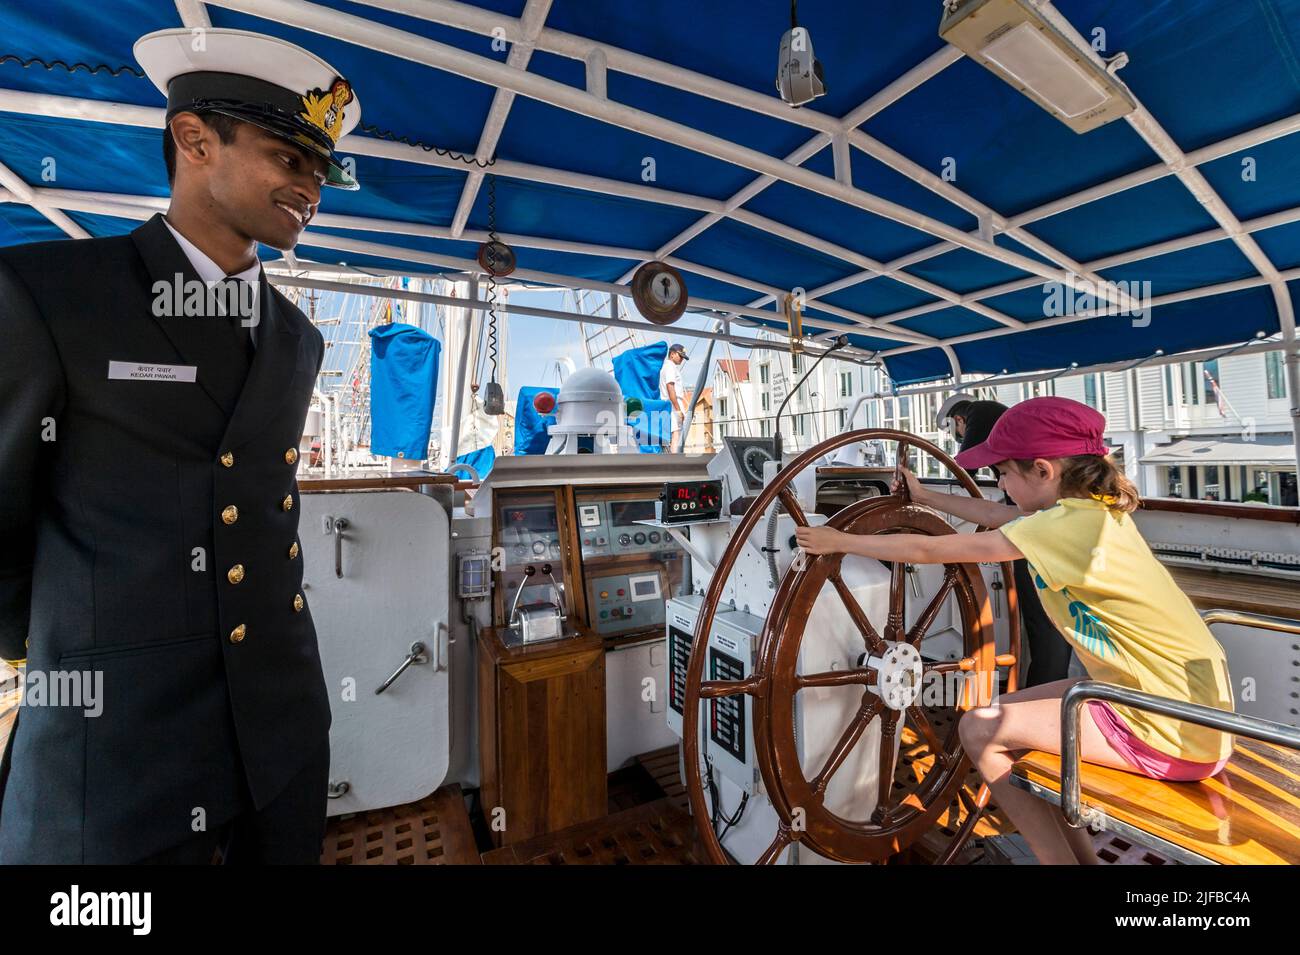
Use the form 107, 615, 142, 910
375, 641, 428, 695
333, 517, 350, 578
431, 621, 452, 672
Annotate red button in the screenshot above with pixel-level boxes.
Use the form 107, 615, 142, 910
617, 589, 625, 596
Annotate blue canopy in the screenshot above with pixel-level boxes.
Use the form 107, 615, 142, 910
368, 322, 441, 460
1, 1, 1298, 385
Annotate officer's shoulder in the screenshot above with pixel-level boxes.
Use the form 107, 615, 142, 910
270, 284, 324, 350
0, 232, 138, 294
0, 232, 136, 273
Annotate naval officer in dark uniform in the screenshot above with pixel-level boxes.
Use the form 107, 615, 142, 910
0, 29, 361, 863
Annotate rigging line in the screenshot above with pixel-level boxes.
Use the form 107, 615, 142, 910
485, 173, 501, 386
0, 54, 145, 77
359, 123, 497, 168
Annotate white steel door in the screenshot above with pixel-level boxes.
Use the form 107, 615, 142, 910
300, 490, 451, 816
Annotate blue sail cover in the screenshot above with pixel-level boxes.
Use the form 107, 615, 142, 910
1, 2, 1298, 386
368, 323, 441, 460
613, 341, 671, 449
453, 445, 495, 479
612, 341, 668, 400
514, 386, 559, 455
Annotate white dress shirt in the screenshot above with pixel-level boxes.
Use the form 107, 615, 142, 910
658, 356, 682, 405
162, 216, 262, 347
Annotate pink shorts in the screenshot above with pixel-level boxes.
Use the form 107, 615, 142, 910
1087, 701, 1230, 782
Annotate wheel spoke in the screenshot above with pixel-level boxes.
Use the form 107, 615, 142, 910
871, 709, 901, 824
829, 571, 887, 655
893, 440, 911, 502
883, 558, 907, 644
906, 705, 946, 766
811, 696, 883, 795
756, 827, 794, 865
904, 567, 958, 647
796, 668, 874, 690
699, 675, 764, 699
777, 487, 809, 527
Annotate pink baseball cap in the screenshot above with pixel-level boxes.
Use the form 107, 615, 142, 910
954, 396, 1110, 470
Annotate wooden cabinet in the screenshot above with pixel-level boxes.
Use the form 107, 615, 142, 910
477, 625, 607, 847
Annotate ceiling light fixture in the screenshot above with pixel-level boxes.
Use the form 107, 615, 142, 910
939, 0, 1135, 133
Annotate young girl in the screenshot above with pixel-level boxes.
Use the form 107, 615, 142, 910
794, 396, 1235, 865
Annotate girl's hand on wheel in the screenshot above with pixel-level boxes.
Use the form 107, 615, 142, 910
892, 466, 925, 502
794, 525, 850, 556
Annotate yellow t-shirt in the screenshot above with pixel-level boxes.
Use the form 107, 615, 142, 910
1001, 497, 1234, 764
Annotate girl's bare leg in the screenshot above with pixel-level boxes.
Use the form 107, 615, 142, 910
958, 678, 1135, 865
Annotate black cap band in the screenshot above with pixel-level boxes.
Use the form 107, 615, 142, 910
166, 71, 337, 157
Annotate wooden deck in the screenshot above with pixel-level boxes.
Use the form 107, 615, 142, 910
320, 784, 481, 865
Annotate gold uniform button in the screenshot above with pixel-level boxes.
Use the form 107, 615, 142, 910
285, 448, 298, 465
288, 541, 300, 560
282, 494, 294, 512
229, 624, 246, 644
227, 564, 245, 585
221, 505, 239, 525
220, 451, 235, 468
293, 593, 305, 612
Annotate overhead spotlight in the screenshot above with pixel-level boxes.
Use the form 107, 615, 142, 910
939, 0, 1135, 133
776, 2, 827, 108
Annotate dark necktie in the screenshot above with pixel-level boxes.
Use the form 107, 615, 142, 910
216, 277, 255, 364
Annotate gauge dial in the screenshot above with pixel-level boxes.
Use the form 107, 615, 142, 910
742, 446, 775, 486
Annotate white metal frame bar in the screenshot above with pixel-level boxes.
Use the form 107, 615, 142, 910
261, 270, 872, 364
0, 182, 938, 346
448, 0, 552, 238
0, 159, 87, 239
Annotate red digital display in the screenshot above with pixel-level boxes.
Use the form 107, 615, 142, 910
675, 487, 696, 501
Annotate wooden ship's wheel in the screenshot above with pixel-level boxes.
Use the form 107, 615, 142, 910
682, 429, 1019, 864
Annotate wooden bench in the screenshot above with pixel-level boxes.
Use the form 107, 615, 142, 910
1011, 608, 1300, 865
1011, 737, 1300, 865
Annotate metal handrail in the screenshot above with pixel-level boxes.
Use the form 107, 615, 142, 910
1060, 607, 1300, 828
1199, 608, 1300, 634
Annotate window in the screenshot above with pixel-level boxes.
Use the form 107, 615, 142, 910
896, 396, 912, 432
837, 408, 847, 429
1267, 351, 1287, 399
792, 354, 802, 375
760, 419, 771, 437
1164, 365, 1175, 406
717, 397, 727, 418
759, 363, 770, 384
1203, 359, 1220, 408
839, 371, 852, 397
793, 414, 806, 437
1084, 375, 1098, 410
1182, 363, 1200, 405
761, 392, 770, 412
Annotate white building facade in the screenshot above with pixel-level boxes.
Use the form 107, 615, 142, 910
709, 334, 1296, 507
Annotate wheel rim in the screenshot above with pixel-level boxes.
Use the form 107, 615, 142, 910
681, 428, 1018, 865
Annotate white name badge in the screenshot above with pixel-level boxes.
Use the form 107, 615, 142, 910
107, 360, 198, 383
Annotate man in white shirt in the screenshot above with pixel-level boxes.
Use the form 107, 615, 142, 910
658, 343, 689, 448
